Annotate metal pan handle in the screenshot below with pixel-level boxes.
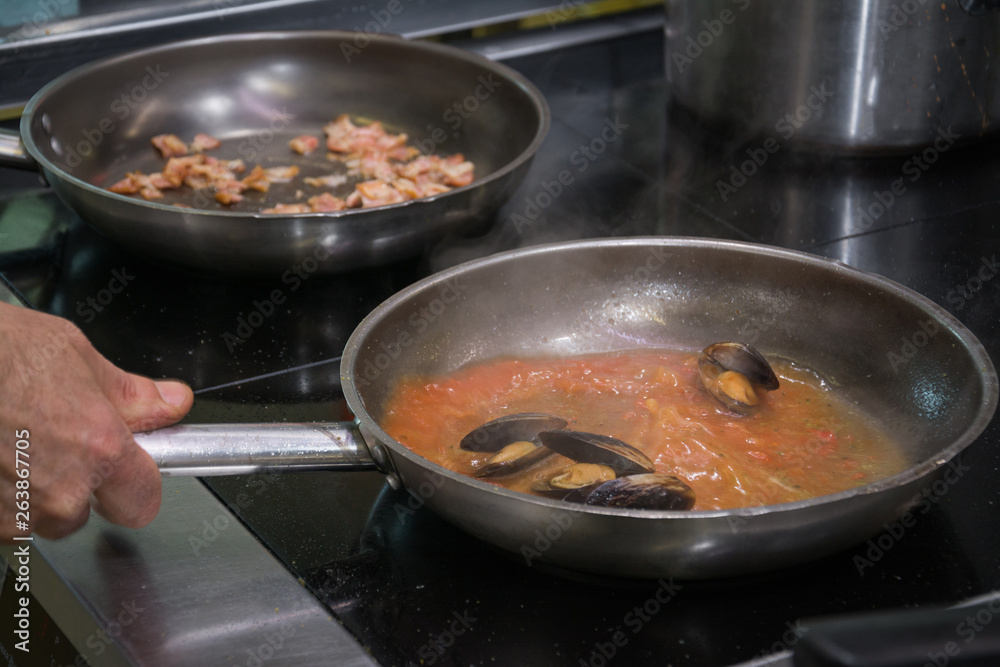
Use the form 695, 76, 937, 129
0, 128, 35, 169
133, 422, 378, 477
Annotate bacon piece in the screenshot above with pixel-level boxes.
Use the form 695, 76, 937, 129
190, 133, 221, 152
437, 154, 475, 187
264, 165, 299, 182
242, 165, 271, 192
391, 177, 450, 200
290, 135, 319, 155
304, 173, 348, 188
108, 172, 143, 195
308, 192, 347, 212
214, 179, 247, 205
353, 179, 406, 208
263, 203, 312, 214
151, 134, 188, 158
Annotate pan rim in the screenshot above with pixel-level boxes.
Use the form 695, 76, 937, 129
19, 29, 551, 221
342, 236, 999, 520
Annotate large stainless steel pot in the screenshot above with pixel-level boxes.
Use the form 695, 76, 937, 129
664, 0, 1000, 151
0, 32, 549, 274
135, 237, 997, 579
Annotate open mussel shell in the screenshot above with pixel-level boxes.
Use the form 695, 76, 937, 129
584, 474, 696, 511
459, 413, 568, 452
699, 342, 779, 414
474, 441, 554, 479
536, 430, 655, 476
702, 342, 779, 391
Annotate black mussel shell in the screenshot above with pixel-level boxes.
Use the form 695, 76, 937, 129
460, 413, 568, 452
702, 342, 779, 391
536, 430, 655, 476
474, 443, 554, 479
584, 474, 695, 510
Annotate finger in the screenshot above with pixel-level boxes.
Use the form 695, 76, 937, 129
72, 340, 193, 431
31, 502, 91, 540
90, 433, 163, 529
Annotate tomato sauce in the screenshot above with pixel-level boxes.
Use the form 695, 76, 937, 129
380, 349, 909, 510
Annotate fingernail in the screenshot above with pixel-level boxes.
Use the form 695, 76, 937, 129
156, 380, 190, 407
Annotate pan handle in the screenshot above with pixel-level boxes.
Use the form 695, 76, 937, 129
133, 421, 379, 477
0, 129, 35, 169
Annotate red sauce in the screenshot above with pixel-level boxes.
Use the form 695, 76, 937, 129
380, 349, 908, 510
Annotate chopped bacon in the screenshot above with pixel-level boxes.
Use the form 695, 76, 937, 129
354, 179, 406, 208
307, 192, 347, 212
264, 165, 299, 182
151, 134, 188, 158
242, 165, 271, 192
214, 179, 247, 205
190, 133, 221, 152
437, 154, 475, 187
111, 115, 475, 212
304, 173, 348, 188
289, 135, 319, 154
263, 203, 312, 214
109, 172, 143, 195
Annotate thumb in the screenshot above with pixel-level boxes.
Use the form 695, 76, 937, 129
104, 372, 194, 433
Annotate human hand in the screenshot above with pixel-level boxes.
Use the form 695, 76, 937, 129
0, 303, 193, 542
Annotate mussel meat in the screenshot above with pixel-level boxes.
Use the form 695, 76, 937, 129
584, 473, 695, 510
698, 342, 779, 414
461, 413, 567, 478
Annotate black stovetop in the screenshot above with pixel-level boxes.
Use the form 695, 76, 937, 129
2, 28, 999, 667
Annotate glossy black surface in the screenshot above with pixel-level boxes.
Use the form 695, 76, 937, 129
2, 28, 998, 667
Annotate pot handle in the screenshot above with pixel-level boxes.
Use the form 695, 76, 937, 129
133, 421, 379, 476
0, 128, 35, 170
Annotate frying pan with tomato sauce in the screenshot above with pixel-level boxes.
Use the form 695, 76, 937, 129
0, 31, 548, 274
134, 238, 997, 580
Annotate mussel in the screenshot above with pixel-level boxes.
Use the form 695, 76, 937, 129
698, 342, 779, 414
536, 430, 655, 477
530, 430, 694, 510
584, 474, 695, 510
460, 413, 567, 478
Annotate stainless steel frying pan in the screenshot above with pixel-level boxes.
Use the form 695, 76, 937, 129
0, 31, 549, 274
133, 237, 998, 580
